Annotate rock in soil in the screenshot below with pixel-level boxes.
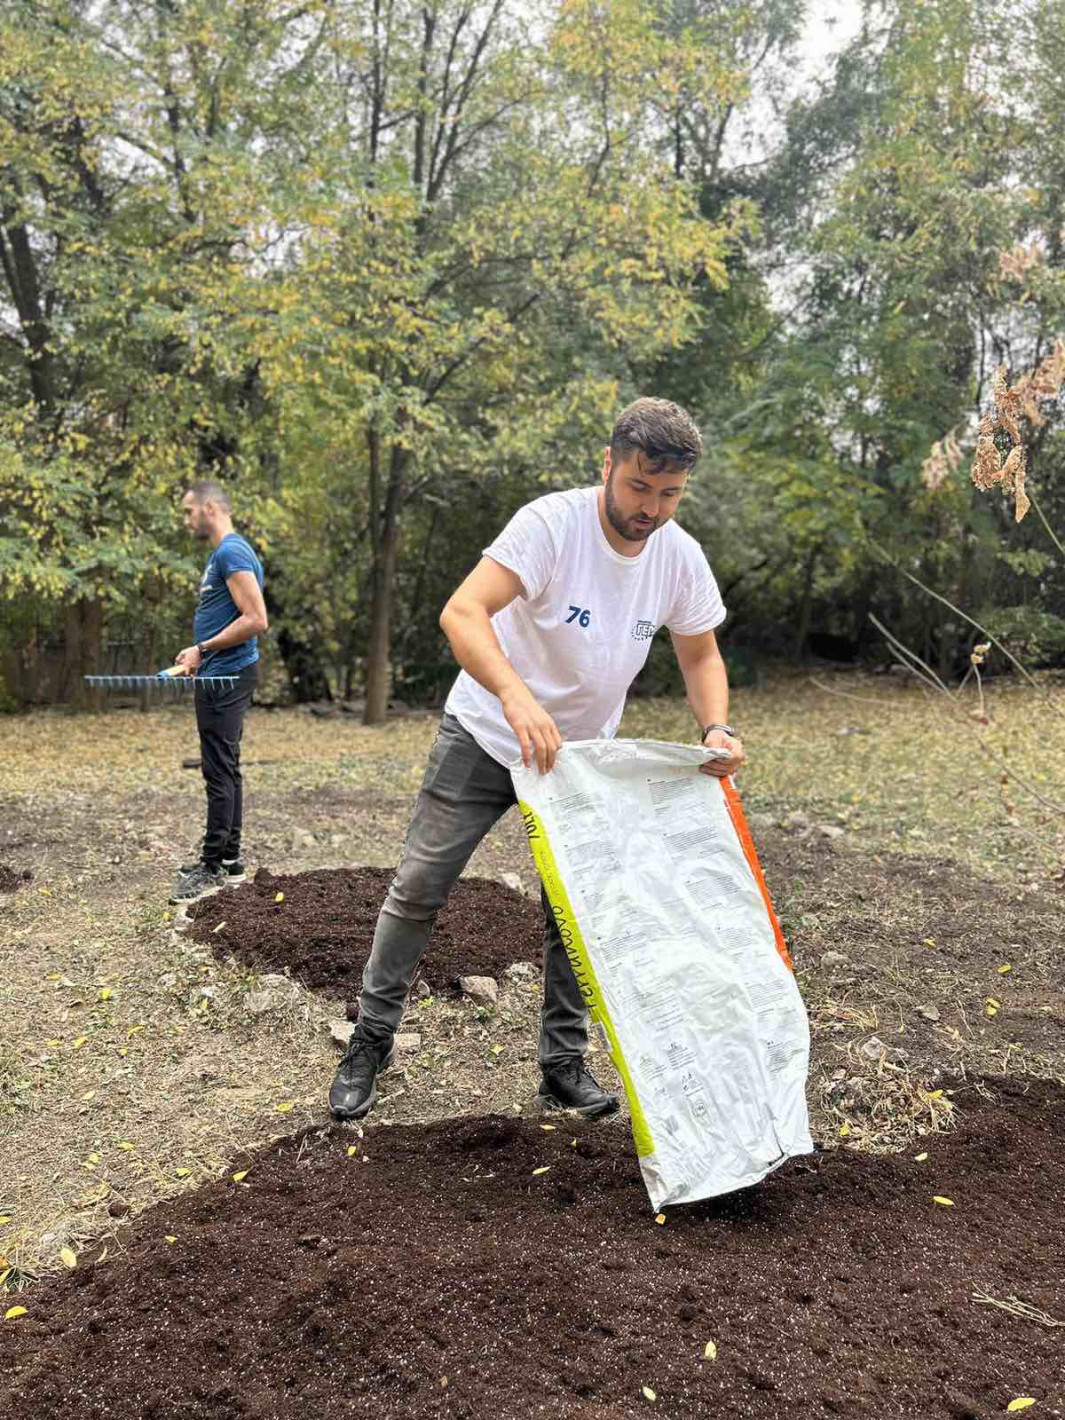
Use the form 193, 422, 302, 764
459, 974, 498, 1005
821, 950, 849, 969
0, 864, 31, 893
395, 1032, 422, 1051
186, 866, 542, 999
3, 1077, 1063, 1419
917, 1004, 942, 1022
327, 1018, 355, 1049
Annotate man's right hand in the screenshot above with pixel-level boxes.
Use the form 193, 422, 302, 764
501, 688, 562, 774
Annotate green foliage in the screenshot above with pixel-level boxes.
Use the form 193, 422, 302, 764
980, 606, 1065, 669
3, 0, 1065, 704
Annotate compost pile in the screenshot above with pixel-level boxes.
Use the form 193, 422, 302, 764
1, 1077, 1062, 1420
187, 866, 544, 999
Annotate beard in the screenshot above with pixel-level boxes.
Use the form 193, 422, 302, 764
604, 477, 659, 543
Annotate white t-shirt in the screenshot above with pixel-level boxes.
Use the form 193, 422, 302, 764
445, 487, 726, 765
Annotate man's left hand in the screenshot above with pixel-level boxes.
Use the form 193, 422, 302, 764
698, 729, 745, 778
174, 645, 203, 674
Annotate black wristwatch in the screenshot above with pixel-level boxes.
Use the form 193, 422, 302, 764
702, 723, 737, 740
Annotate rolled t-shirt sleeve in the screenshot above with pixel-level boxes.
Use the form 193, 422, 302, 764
666, 548, 727, 636
215, 539, 260, 581
483, 504, 559, 602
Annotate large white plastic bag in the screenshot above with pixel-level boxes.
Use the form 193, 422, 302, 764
512, 738, 812, 1210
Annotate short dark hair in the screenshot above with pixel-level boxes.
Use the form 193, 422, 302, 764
610, 398, 703, 476
186, 479, 230, 512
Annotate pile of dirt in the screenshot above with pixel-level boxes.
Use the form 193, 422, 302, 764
0, 865, 30, 893
2, 1076, 1061, 1419
187, 866, 544, 1001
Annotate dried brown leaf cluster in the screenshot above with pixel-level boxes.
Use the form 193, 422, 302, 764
965, 342, 1065, 522
1012, 338, 1065, 427
922, 334, 1065, 523
920, 427, 963, 492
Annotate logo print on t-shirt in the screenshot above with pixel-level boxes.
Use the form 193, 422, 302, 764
631, 619, 655, 641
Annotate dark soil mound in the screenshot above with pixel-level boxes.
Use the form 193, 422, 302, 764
187, 866, 543, 1000
0, 864, 30, 893
2, 1077, 1061, 1419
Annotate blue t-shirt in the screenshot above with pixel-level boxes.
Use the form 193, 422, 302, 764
193, 533, 264, 675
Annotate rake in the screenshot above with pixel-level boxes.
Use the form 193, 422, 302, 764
84, 667, 239, 695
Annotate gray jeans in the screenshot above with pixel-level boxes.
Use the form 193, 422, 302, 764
356, 714, 588, 1066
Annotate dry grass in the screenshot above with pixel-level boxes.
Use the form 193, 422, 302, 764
1, 671, 1063, 1291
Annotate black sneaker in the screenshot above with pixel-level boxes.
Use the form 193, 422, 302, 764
179, 857, 245, 882
538, 1059, 620, 1120
329, 1034, 396, 1121
169, 862, 225, 904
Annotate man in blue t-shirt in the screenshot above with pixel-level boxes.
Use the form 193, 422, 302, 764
169, 479, 267, 904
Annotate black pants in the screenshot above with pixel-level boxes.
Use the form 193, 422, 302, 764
195, 663, 257, 866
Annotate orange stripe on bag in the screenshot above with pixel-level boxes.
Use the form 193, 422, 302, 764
720, 777, 792, 971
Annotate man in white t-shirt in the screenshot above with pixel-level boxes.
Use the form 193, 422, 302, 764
330, 398, 746, 1121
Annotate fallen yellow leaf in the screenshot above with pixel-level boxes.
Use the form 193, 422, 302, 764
0, 1268, 10, 1284
347, 1146, 358, 1157
117, 1048, 129, 1057
927, 1090, 944, 1100
540, 1124, 556, 1132
914, 1152, 929, 1162
127, 1024, 145, 1036
654, 1213, 666, 1225
986, 1005, 998, 1017
212, 921, 227, 934
164, 1236, 177, 1244
986, 998, 1001, 1009
72, 1037, 87, 1049
839, 1123, 851, 1137
998, 964, 1012, 974
933, 1196, 954, 1207
98, 988, 112, 1001
0, 1217, 10, 1225
642, 1386, 656, 1401
1007, 1401, 1036, 1414
117, 1142, 134, 1151
175, 1168, 191, 1178
923, 937, 936, 947
5, 1306, 27, 1320
532, 1166, 550, 1176
59, 1248, 77, 1270
275, 1102, 294, 1113
81, 1090, 95, 1102
704, 1340, 717, 1360
232, 1170, 249, 1183
87, 1153, 100, 1164
275, 892, 284, 903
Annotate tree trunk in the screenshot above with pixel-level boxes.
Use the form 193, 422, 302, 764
792, 547, 820, 664
363, 437, 408, 726
63, 597, 104, 710
363, 513, 401, 725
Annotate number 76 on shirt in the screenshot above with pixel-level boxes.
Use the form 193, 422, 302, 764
566, 605, 592, 628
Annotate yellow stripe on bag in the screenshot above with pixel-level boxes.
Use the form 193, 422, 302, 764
519, 800, 655, 1158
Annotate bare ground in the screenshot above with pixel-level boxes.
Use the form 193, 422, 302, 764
1, 672, 1063, 1293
